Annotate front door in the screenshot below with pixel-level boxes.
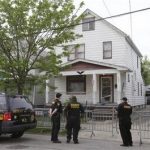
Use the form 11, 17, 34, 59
100, 75, 113, 103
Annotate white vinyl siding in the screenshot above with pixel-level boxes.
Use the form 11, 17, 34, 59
61, 19, 128, 66
54, 10, 145, 106
137, 56, 139, 68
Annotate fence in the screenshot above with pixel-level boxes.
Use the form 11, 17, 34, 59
135, 111, 150, 144
35, 107, 150, 144
81, 108, 118, 137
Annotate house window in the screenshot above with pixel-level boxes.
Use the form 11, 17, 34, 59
134, 71, 136, 81
82, 17, 95, 31
68, 44, 85, 61
137, 56, 139, 68
128, 74, 130, 82
66, 75, 86, 94
141, 84, 142, 96
103, 41, 112, 59
138, 82, 140, 96
131, 75, 134, 96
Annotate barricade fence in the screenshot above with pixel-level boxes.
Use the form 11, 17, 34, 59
35, 107, 150, 144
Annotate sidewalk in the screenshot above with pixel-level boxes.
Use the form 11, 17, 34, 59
23, 133, 150, 150
78, 130, 150, 148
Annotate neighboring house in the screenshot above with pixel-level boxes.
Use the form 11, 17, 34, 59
46, 9, 145, 107
145, 85, 150, 105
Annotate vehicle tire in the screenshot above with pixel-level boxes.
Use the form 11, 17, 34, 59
11, 131, 24, 138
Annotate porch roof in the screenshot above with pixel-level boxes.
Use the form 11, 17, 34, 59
60, 59, 132, 76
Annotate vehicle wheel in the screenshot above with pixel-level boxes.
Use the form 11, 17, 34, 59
11, 131, 24, 138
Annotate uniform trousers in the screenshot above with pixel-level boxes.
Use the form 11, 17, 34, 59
51, 115, 60, 141
66, 116, 80, 142
119, 121, 132, 145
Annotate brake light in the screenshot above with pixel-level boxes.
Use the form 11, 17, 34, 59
3, 112, 12, 121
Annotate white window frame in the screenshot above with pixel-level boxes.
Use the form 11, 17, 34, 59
82, 17, 95, 31
66, 75, 86, 94
68, 44, 85, 61
103, 41, 112, 59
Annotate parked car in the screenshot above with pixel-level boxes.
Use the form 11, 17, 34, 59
0, 93, 37, 138
147, 96, 150, 105
146, 91, 150, 105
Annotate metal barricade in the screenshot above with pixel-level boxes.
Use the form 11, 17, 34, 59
35, 108, 51, 128
136, 111, 150, 144
35, 108, 66, 129
34, 107, 150, 144
80, 107, 118, 137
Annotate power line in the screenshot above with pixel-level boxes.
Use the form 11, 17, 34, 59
1, 7, 150, 38
102, 0, 112, 16
48, 6, 150, 32
129, 0, 133, 39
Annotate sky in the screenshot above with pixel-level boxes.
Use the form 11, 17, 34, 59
74, 0, 150, 59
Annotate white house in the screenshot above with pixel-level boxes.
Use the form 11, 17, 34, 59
46, 9, 145, 107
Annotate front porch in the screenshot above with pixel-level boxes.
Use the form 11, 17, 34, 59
59, 71, 122, 105
46, 59, 132, 105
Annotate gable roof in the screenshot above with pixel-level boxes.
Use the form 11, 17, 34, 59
61, 58, 132, 72
82, 9, 142, 57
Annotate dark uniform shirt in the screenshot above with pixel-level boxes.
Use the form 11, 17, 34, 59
65, 102, 84, 118
51, 98, 62, 116
117, 101, 132, 122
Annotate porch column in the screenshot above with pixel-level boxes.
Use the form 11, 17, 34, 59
92, 73, 97, 104
117, 72, 121, 104
45, 79, 49, 104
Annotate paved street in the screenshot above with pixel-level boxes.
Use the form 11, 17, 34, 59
0, 133, 150, 150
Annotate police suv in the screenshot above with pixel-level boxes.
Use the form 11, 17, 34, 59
0, 93, 37, 138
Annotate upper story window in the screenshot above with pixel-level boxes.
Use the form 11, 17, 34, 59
141, 84, 143, 96
138, 82, 140, 96
82, 17, 95, 31
68, 44, 85, 61
137, 56, 139, 68
103, 41, 112, 59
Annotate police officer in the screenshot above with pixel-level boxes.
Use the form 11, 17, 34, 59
117, 97, 133, 147
49, 93, 62, 143
64, 96, 84, 144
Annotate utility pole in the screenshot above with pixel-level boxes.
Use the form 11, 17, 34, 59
129, 0, 133, 39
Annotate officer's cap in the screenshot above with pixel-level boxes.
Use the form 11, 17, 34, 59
56, 93, 62, 98
121, 97, 128, 101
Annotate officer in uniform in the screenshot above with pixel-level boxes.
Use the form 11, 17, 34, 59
49, 93, 62, 143
64, 96, 84, 144
117, 97, 133, 147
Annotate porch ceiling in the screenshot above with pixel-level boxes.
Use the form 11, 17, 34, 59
60, 59, 131, 76
61, 69, 119, 76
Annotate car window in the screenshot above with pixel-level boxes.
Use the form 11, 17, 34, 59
9, 96, 33, 111
0, 96, 7, 111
